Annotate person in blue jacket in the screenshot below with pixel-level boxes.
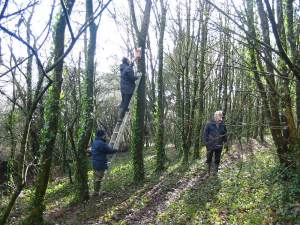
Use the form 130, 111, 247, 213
91, 129, 117, 196
118, 57, 139, 121
203, 111, 228, 175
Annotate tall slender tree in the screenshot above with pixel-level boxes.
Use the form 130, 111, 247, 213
128, 0, 152, 182
74, 0, 99, 202
193, 0, 209, 159
23, 1, 75, 223
155, 0, 167, 171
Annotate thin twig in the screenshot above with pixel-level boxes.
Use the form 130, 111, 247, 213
0, 25, 51, 82
1, 1, 38, 19
0, 0, 9, 19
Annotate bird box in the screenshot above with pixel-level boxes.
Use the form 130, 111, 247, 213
135, 47, 142, 59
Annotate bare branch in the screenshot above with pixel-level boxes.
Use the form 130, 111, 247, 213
46, 0, 113, 72
30, 81, 52, 117
2, 1, 38, 19
0, 25, 51, 82
0, 0, 54, 78
1, 0, 113, 78
0, 56, 30, 78
263, 0, 300, 81
205, 0, 281, 64
60, 0, 75, 41
36, 0, 55, 42
128, 0, 140, 36
0, 88, 23, 110
0, 0, 8, 19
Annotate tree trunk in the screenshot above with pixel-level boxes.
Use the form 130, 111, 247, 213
23, 1, 75, 224
256, 0, 290, 167
74, 0, 98, 202
175, 74, 183, 158
286, 0, 300, 131
181, 0, 193, 166
193, 0, 209, 159
155, 0, 167, 172
128, 0, 152, 182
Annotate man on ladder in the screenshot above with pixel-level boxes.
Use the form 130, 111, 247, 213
90, 48, 142, 196
118, 48, 141, 122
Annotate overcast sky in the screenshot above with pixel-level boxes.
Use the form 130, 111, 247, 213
0, 1, 129, 74
0, 0, 240, 105
0, 0, 242, 70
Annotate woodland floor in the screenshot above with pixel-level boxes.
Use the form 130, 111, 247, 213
2, 137, 300, 225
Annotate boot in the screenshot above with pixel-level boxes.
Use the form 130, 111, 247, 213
117, 108, 125, 122
213, 163, 219, 175
93, 181, 101, 196
207, 163, 211, 175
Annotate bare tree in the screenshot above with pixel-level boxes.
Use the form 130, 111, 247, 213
128, 0, 152, 182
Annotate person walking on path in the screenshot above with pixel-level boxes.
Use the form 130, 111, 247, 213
203, 110, 228, 175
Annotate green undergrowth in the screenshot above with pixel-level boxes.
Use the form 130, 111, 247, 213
157, 147, 300, 225
2, 140, 300, 225
100, 151, 207, 224
2, 146, 182, 224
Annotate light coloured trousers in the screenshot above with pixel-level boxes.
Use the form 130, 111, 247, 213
93, 170, 105, 193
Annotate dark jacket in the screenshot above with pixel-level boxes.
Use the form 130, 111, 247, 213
120, 62, 137, 94
91, 137, 117, 171
203, 121, 227, 150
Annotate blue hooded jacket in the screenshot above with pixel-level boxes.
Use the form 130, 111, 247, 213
120, 62, 137, 94
91, 137, 117, 171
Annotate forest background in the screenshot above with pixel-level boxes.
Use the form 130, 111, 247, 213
0, 0, 300, 224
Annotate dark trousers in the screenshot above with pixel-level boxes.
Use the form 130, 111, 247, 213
206, 148, 222, 165
121, 93, 133, 111
119, 93, 133, 120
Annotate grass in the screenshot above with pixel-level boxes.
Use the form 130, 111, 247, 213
2, 140, 300, 225
157, 146, 300, 225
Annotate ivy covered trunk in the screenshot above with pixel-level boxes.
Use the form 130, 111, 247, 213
155, 0, 167, 172
175, 74, 183, 158
249, 0, 297, 170
128, 0, 152, 182
286, 0, 300, 174
23, 1, 75, 224
193, 0, 209, 159
181, 0, 193, 166
74, 0, 98, 202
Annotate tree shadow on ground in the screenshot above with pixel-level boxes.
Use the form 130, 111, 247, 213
163, 174, 222, 225
43, 147, 183, 225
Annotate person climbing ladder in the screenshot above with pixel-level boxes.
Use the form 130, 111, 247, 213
118, 48, 142, 122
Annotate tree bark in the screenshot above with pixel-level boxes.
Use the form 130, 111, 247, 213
74, 0, 98, 202
256, 0, 290, 167
193, 0, 209, 159
23, 1, 75, 224
155, 0, 167, 172
128, 0, 152, 182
